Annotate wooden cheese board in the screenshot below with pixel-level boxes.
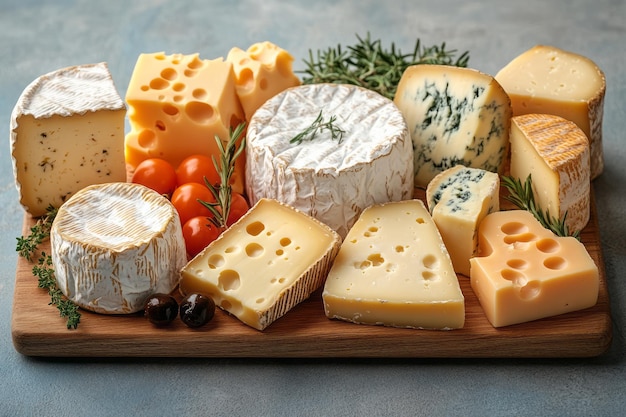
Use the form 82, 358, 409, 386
11, 188, 612, 358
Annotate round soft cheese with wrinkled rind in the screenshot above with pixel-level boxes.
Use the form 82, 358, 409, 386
51, 182, 187, 314
245, 83, 414, 238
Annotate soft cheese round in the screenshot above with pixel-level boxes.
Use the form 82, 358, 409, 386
51, 182, 187, 314
245, 83, 414, 238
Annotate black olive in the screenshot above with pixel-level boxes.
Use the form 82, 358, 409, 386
180, 293, 215, 328
144, 293, 179, 326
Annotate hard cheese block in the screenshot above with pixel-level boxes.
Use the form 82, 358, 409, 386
246, 83, 414, 238
124, 52, 245, 192
322, 199, 465, 330
426, 165, 500, 277
226, 41, 301, 121
510, 113, 590, 233
394, 64, 511, 188
470, 210, 599, 328
495, 45, 606, 179
179, 198, 341, 331
51, 182, 187, 315
10, 62, 126, 217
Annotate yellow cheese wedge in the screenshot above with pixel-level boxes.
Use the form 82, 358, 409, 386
322, 199, 464, 330
226, 41, 300, 121
124, 52, 245, 193
495, 45, 606, 179
510, 113, 590, 233
180, 198, 341, 330
470, 210, 599, 328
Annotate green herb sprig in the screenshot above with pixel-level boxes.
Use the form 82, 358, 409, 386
200, 122, 247, 228
501, 174, 580, 240
290, 110, 345, 145
299, 32, 470, 100
16, 205, 57, 261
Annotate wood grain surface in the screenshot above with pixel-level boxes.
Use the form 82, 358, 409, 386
11, 188, 613, 358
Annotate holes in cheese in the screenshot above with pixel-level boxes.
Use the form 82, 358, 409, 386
179, 199, 341, 331
470, 210, 599, 328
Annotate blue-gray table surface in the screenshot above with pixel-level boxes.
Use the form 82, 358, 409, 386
1, 1, 625, 416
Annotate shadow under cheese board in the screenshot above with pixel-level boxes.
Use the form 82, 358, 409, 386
11, 187, 612, 358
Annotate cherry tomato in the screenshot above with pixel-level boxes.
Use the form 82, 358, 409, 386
176, 155, 220, 188
171, 182, 216, 226
226, 192, 250, 226
131, 158, 177, 197
182, 216, 222, 258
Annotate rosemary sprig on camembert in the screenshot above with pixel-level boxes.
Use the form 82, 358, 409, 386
290, 110, 345, 145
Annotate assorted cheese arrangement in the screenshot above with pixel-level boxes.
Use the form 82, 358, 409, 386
9, 37, 608, 350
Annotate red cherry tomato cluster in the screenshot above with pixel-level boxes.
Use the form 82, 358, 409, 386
131, 156, 250, 258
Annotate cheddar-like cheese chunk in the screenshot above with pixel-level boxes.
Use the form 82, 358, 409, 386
495, 45, 606, 179
124, 52, 245, 192
180, 198, 341, 331
470, 210, 599, 328
510, 114, 590, 233
322, 199, 464, 330
226, 41, 300, 121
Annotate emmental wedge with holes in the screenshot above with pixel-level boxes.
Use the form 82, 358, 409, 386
470, 210, 599, 328
179, 198, 341, 331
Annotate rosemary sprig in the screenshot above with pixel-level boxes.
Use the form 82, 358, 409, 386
299, 32, 470, 100
34, 252, 81, 329
501, 174, 581, 240
16, 205, 58, 261
200, 122, 247, 228
290, 110, 345, 145
16, 206, 81, 329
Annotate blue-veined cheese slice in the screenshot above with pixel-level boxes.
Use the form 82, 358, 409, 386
51, 182, 187, 314
394, 64, 512, 188
426, 165, 500, 277
245, 83, 414, 238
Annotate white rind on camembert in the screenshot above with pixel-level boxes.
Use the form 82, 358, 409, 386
51, 182, 187, 315
245, 83, 414, 238
10, 62, 127, 217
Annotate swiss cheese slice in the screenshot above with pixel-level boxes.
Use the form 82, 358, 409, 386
10, 62, 126, 217
426, 165, 500, 277
246, 83, 414, 238
394, 64, 512, 188
124, 52, 245, 193
470, 210, 599, 327
180, 198, 341, 331
322, 199, 465, 330
510, 113, 590, 233
51, 182, 187, 315
226, 41, 301, 121
495, 45, 606, 179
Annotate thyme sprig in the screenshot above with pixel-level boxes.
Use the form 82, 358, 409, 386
16, 205, 81, 329
299, 32, 470, 100
290, 110, 345, 145
200, 122, 247, 228
501, 174, 581, 240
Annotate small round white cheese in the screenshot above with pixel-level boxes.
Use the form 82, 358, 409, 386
51, 182, 187, 314
246, 83, 414, 238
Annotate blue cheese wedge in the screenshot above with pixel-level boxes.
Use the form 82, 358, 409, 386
51, 182, 187, 315
245, 83, 414, 238
426, 165, 500, 277
394, 64, 512, 188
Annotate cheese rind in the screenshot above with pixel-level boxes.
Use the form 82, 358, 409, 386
10, 62, 126, 217
51, 182, 187, 315
322, 199, 464, 330
394, 64, 511, 188
426, 165, 500, 277
246, 83, 414, 238
124, 52, 245, 193
180, 198, 342, 331
226, 41, 301, 121
510, 113, 590, 233
495, 45, 606, 179
470, 210, 599, 327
